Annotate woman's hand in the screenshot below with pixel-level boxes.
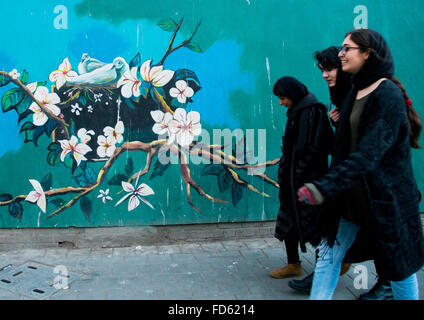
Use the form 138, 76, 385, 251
329, 107, 341, 123
297, 186, 318, 205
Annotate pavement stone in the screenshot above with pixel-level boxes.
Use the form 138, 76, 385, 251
0, 237, 422, 300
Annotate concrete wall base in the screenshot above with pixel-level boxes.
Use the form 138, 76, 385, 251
0, 221, 276, 251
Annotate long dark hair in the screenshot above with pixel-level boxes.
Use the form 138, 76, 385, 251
346, 29, 422, 148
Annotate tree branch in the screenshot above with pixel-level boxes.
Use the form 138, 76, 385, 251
0, 71, 70, 139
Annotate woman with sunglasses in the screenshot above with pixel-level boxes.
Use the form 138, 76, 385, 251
297, 29, 424, 300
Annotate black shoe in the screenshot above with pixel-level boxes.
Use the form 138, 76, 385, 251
288, 273, 314, 293
358, 280, 394, 300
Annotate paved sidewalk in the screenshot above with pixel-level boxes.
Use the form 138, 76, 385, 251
0, 237, 423, 300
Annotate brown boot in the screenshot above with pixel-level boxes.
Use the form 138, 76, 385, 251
270, 262, 302, 279
340, 263, 351, 276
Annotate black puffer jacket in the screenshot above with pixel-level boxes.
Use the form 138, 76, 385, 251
275, 93, 334, 251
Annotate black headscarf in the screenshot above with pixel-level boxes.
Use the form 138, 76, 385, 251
329, 68, 352, 108
273, 76, 309, 105
332, 29, 395, 165
351, 30, 394, 90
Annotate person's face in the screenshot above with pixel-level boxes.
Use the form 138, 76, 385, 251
338, 35, 370, 74
319, 65, 338, 88
279, 96, 294, 109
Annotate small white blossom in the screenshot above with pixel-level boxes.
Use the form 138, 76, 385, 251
97, 189, 112, 204
71, 103, 82, 116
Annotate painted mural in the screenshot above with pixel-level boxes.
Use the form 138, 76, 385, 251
1, 0, 423, 228
0, 15, 279, 226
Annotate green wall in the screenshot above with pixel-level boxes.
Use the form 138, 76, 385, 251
0, 0, 423, 228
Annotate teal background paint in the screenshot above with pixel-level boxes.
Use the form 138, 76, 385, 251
0, 0, 423, 228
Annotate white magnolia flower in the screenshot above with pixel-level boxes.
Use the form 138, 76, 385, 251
117, 67, 142, 98
71, 103, 82, 116
29, 86, 61, 126
26, 82, 38, 93
150, 110, 174, 139
96, 135, 116, 158
168, 108, 202, 146
97, 189, 112, 204
115, 178, 154, 211
140, 59, 174, 87
49, 58, 78, 90
77, 128, 95, 144
25, 179, 46, 213
103, 121, 124, 144
8, 69, 20, 80
169, 80, 194, 104
58, 136, 92, 166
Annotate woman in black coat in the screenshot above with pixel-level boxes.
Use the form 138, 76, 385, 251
297, 29, 424, 300
270, 76, 334, 279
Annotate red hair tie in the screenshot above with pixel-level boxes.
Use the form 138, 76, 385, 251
405, 98, 413, 107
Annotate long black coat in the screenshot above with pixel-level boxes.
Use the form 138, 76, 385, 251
275, 93, 334, 251
313, 80, 424, 281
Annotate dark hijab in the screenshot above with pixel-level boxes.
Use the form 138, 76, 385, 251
330, 68, 352, 108
350, 29, 395, 90
273, 76, 308, 105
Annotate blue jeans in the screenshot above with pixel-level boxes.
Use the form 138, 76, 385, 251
310, 217, 419, 300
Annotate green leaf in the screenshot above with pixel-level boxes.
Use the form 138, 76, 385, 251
20, 70, 29, 85
0, 194, 13, 202
108, 173, 129, 186
14, 96, 32, 116
184, 42, 203, 53
218, 170, 232, 193
1, 88, 25, 113
156, 19, 178, 32
9, 202, 23, 221
50, 198, 65, 208
20, 121, 36, 133
47, 149, 61, 167
80, 196, 92, 222
129, 53, 141, 68
201, 164, 225, 176
69, 119, 76, 137
231, 183, 243, 207
23, 129, 34, 143
150, 158, 170, 180
41, 173, 52, 191
0, 74, 11, 87
84, 167, 97, 185
47, 142, 61, 151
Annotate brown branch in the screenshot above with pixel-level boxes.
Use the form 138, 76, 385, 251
188, 143, 280, 188
128, 147, 160, 183
226, 168, 270, 197
47, 140, 168, 218
158, 17, 184, 66
0, 186, 89, 206
0, 136, 278, 218
59, 90, 80, 106
0, 71, 70, 139
158, 19, 202, 66
173, 145, 228, 212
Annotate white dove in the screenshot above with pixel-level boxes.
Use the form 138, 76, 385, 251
68, 57, 129, 86
78, 53, 107, 75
